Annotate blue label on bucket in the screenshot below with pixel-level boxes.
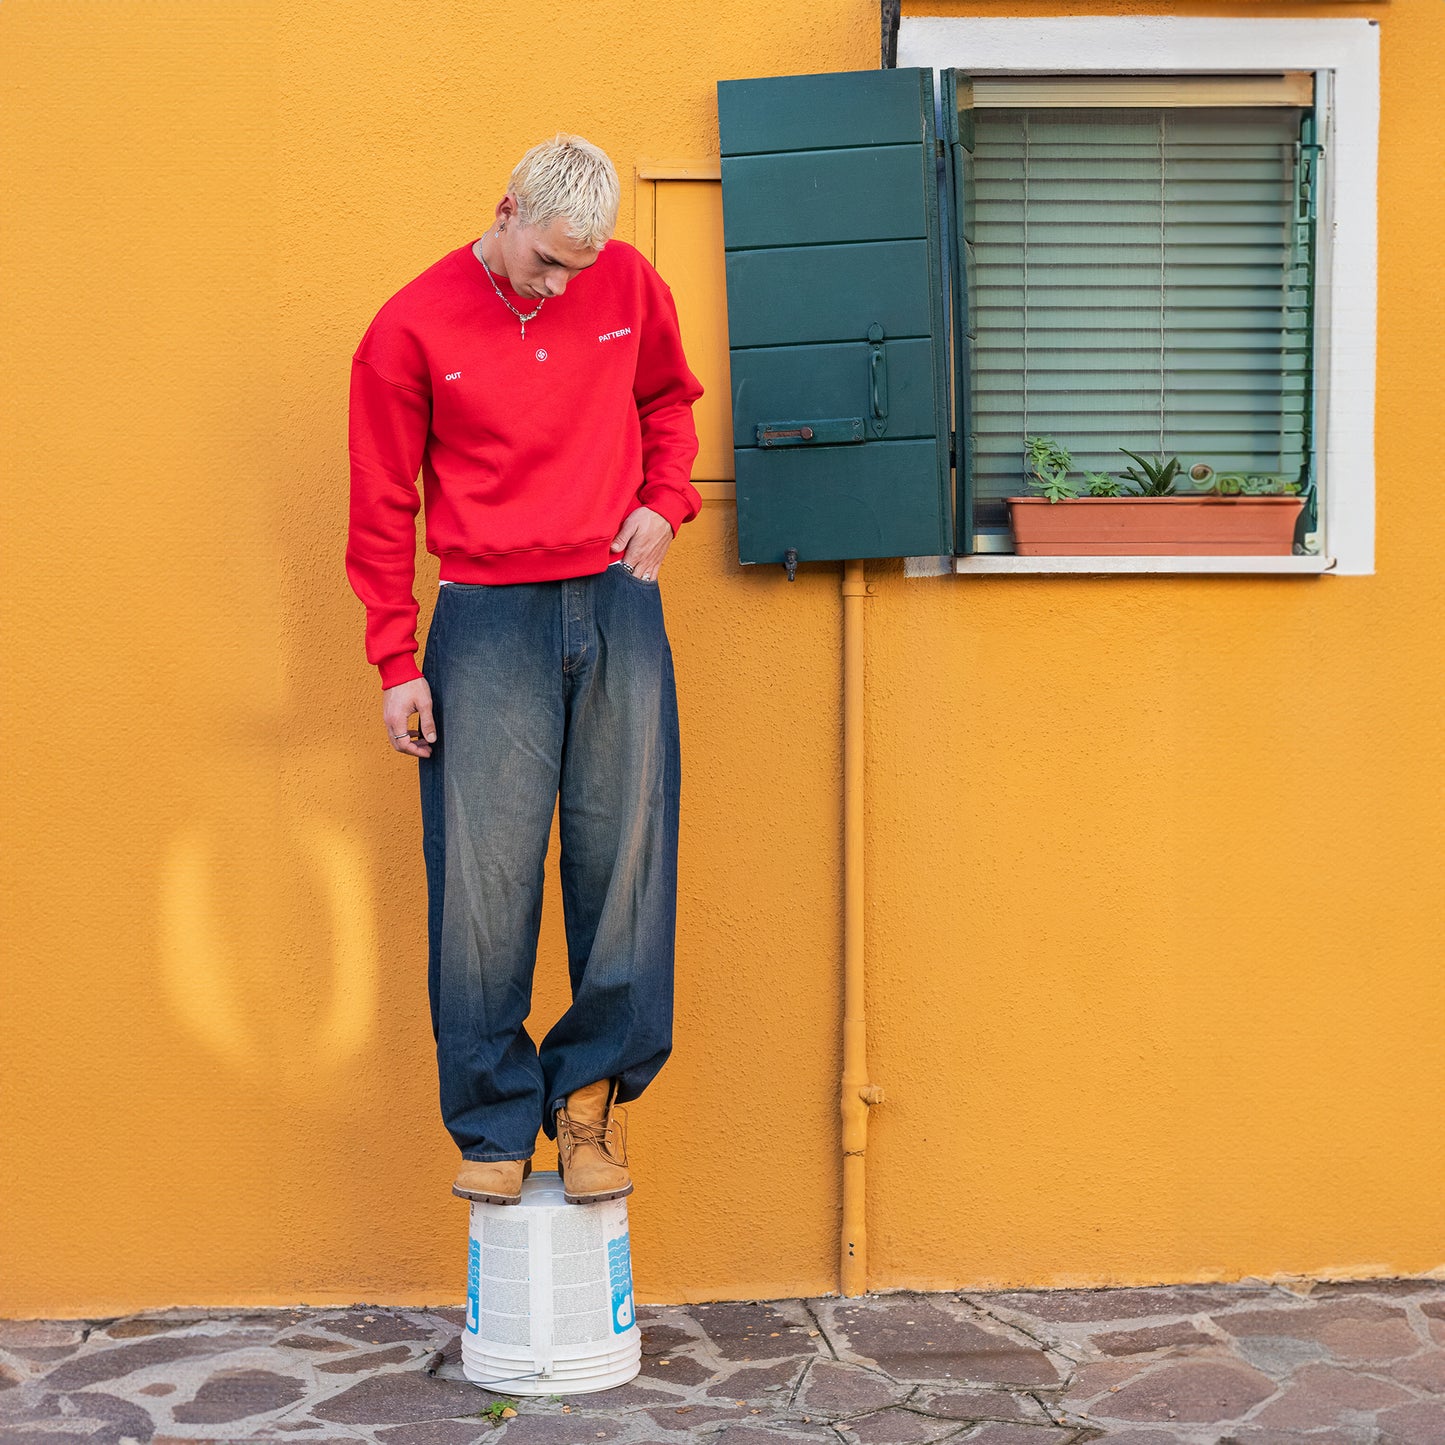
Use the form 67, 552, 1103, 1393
607, 1230, 634, 1334
466, 1236, 480, 1334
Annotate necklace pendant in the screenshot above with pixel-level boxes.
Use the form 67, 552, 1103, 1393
520, 320, 526, 340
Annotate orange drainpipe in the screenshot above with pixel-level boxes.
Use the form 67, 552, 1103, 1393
840, 559, 885, 1298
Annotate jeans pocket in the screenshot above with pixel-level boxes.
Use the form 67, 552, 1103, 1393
613, 560, 660, 587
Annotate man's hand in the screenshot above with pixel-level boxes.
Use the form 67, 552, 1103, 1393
610, 506, 674, 581
383, 677, 436, 758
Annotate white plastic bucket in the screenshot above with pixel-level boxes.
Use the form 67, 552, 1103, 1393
461, 1170, 640, 1396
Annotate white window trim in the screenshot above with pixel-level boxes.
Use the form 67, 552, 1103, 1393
899, 16, 1379, 577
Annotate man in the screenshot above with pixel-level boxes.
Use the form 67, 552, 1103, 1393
346, 134, 703, 1207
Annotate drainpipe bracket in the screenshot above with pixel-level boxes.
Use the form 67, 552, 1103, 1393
859, 1085, 885, 1107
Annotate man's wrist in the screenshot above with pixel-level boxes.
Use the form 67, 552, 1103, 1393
636, 491, 688, 536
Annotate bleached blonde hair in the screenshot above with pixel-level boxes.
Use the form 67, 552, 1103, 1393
508, 133, 620, 250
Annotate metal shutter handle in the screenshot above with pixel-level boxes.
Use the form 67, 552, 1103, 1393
867, 323, 888, 437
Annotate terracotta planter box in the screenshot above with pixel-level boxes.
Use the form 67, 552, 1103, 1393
1006, 496, 1305, 556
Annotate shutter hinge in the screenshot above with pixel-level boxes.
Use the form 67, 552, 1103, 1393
949, 430, 957, 469
935, 139, 946, 159
1296, 141, 1324, 220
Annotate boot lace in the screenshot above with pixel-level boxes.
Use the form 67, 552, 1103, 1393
559, 1107, 628, 1168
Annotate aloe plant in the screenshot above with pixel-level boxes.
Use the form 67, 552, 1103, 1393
1119, 449, 1182, 497
1024, 435, 1079, 503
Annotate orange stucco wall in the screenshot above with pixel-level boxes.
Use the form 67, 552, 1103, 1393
2, 0, 1441, 1318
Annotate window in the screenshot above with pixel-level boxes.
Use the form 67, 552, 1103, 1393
716, 18, 1378, 575
908, 15, 1378, 576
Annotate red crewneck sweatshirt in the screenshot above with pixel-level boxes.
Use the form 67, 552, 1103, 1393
346, 238, 704, 688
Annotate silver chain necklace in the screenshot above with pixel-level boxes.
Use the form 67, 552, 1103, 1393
475, 231, 544, 339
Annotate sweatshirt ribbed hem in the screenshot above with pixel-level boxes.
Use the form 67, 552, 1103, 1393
436, 539, 617, 585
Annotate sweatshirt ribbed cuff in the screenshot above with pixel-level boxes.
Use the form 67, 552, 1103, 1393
378, 654, 423, 690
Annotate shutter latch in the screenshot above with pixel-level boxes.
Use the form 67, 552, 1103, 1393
756, 417, 866, 447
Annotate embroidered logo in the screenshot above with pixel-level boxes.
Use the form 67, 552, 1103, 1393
535, 349, 548, 362
444, 371, 462, 381
598, 328, 632, 343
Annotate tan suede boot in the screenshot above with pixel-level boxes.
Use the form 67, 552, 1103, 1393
555, 1079, 633, 1204
452, 1157, 532, 1204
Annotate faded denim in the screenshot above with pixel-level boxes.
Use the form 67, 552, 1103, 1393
418, 563, 680, 1161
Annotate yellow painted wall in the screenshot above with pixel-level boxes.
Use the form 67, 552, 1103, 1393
1, 0, 1441, 1318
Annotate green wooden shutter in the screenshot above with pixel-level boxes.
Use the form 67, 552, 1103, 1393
960, 103, 1316, 546
717, 69, 953, 566
943, 71, 978, 555
1292, 105, 1322, 543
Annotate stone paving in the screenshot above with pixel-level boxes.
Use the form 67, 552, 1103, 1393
2, 1279, 1442, 1445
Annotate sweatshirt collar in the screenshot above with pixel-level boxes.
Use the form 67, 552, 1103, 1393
458, 237, 609, 303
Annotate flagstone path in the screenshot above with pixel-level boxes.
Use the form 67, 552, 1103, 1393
2, 1279, 1441, 1444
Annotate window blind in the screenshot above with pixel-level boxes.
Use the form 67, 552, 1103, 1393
968, 106, 1314, 536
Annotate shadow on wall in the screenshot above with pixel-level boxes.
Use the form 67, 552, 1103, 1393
159, 818, 380, 1078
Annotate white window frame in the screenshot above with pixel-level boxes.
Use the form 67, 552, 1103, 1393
899, 16, 1379, 577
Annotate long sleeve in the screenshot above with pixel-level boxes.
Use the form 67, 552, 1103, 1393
346, 354, 432, 689
632, 272, 704, 535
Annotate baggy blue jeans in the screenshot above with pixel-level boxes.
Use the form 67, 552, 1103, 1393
417, 563, 681, 1162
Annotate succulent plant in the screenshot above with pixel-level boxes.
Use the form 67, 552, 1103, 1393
1211, 471, 1301, 497
1024, 435, 1080, 503
1017, 442, 1300, 505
